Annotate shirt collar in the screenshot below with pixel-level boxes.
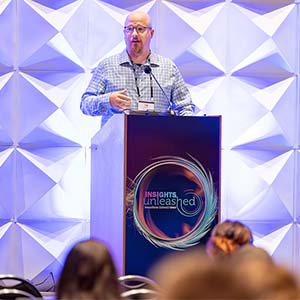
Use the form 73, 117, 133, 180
119, 49, 159, 67
120, 50, 131, 65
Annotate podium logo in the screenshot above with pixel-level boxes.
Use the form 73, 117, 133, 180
143, 191, 202, 218
127, 155, 218, 250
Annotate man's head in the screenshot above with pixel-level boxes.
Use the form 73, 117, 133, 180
124, 11, 154, 61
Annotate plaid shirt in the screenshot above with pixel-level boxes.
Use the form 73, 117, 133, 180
81, 50, 195, 125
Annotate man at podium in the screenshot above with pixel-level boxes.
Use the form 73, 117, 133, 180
81, 11, 195, 125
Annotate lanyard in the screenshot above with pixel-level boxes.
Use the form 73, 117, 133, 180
131, 60, 153, 101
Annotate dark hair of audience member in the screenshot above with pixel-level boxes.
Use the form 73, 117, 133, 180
206, 219, 253, 260
57, 239, 121, 300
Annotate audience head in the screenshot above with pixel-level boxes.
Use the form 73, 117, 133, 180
151, 248, 254, 300
234, 256, 299, 300
233, 243, 273, 264
152, 246, 299, 300
57, 239, 121, 300
206, 219, 253, 260
150, 222, 300, 300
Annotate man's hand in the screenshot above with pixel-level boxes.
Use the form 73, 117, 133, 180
109, 89, 131, 111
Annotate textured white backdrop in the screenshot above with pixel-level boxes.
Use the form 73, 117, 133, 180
0, 0, 299, 288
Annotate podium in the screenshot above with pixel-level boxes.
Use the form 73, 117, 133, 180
91, 114, 221, 276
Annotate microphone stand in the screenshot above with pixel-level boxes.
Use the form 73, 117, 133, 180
144, 65, 176, 116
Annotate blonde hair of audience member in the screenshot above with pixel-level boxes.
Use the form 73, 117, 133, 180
151, 248, 254, 300
57, 239, 121, 300
206, 219, 253, 260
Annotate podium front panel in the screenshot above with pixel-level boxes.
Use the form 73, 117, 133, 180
124, 115, 221, 276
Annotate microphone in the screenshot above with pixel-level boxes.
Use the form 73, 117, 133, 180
144, 65, 176, 116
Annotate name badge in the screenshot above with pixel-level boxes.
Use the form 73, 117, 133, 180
138, 100, 155, 112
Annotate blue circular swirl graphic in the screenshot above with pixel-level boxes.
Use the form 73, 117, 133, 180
127, 155, 218, 250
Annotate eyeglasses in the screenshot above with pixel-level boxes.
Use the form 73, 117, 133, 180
124, 25, 152, 34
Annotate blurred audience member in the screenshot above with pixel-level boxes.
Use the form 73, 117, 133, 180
206, 219, 253, 260
234, 243, 273, 264
150, 218, 300, 300
57, 239, 121, 300
234, 254, 299, 300
151, 249, 254, 300
151, 246, 300, 300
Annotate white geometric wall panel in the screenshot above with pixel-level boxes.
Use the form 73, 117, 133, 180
0, 0, 299, 288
